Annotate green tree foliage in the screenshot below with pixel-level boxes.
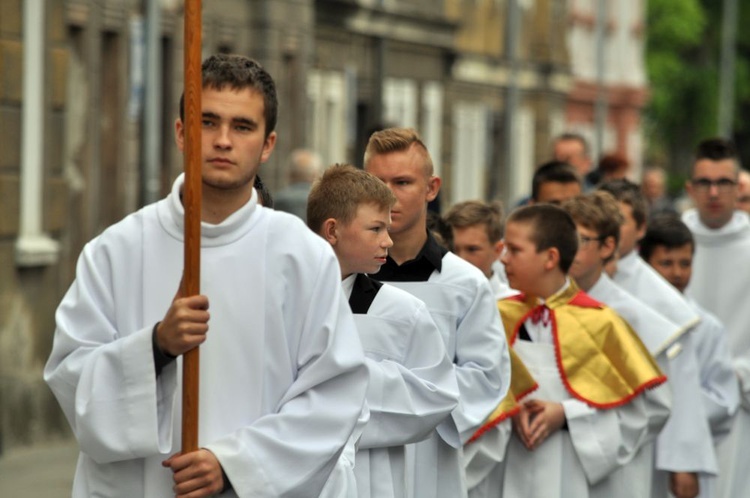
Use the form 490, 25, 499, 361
646, 0, 750, 174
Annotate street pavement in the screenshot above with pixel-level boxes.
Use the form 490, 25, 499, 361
0, 439, 78, 497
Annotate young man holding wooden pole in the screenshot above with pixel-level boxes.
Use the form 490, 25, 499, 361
44, 53, 368, 498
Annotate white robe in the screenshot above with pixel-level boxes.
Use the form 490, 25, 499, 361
465, 272, 517, 498
683, 209, 750, 498
379, 253, 511, 498
499, 314, 661, 498
339, 274, 460, 498
607, 260, 719, 496
686, 298, 740, 498
589, 274, 717, 497
44, 175, 369, 498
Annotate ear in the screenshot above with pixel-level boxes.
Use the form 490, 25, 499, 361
175, 118, 185, 152
260, 131, 277, 164
493, 240, 504, 260
426, 175, 441, 202
545, 247, 561, 271
635, 221, 647, 243
599, 235, 617, 262
321, 218, 338, 246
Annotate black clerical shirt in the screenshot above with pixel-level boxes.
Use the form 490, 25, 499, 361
376, 232, 448, 282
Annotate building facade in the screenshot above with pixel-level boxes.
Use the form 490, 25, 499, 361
0, 0, 647, 454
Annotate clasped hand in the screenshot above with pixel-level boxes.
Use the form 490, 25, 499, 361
511, 399, 566, 451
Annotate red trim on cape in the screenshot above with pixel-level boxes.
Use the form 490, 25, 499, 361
466, 404, 521, 445
567, 290, 604, 309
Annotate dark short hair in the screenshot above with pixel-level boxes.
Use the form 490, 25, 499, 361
639, 213, 695, 261
531, 161, 582, 201
506, 204, 579, 273
598, 179, 649, 228
694, 138, 738, 162
179, 54, 278, 137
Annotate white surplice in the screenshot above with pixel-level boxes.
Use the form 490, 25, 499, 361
382, 253, 511, 498
339, 274, 460, 498
683, 209, 750, 498
589, 273, 711, 497
465, 270, 517, 498
498, 312, 660, 498
44, 174, 369, 498
609, 257, 719, 496
686, 297, 740, 498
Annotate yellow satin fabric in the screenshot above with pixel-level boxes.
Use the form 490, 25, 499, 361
499, 281, 665, 409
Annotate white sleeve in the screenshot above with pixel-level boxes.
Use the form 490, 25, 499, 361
562, 382, 671, 485
204, 249, 369, 498
655, 335, 719, 475
43, 240, 178, 464
695, 319, 740, 438
441, 279, 511, 447
463, 419, 512, 490
358, 302, 459, 449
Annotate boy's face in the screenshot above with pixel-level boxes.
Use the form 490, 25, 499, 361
500, 221, 550, 294
617, 202, 645, 257
451, 224, 503, 278
365, 146, 439, 238
534, 181, 582, 205
645, 243, 693, 294
333, 203, 393, 277
176, 87, 276, 195
569, 224, 610, 290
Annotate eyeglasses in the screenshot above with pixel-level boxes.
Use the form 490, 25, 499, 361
579, 235, 605, 246
691, 177, 737, 192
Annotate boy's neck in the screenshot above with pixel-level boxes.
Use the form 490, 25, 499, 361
532, 272, 568, 300
389, 225, 429, 265
575, 267, 603, 293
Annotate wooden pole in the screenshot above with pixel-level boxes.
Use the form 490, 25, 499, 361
182, 0, 202, 454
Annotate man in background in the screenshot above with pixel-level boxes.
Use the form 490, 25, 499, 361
274, 148, 323, 221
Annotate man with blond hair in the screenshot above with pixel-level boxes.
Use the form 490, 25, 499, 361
365, 128, 510, 498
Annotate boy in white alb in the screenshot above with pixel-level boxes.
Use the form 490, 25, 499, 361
563, 192, 714, 498
641, 213, 740, 497
599, 179, 718, 498
496, 203, 666, 498
365, 128, 511, 498
308, 164, 460, 498
441, 200, 520, 496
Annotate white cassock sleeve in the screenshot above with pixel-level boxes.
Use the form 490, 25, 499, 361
44, 238, 178, 463
445, 280, 511, 447
202, 250, 369, 497
655, 334, 718, 475
358, 300, 459, 449
463, 419, 513, 492
562, 382, 672, 485
693, 312, 740, 438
